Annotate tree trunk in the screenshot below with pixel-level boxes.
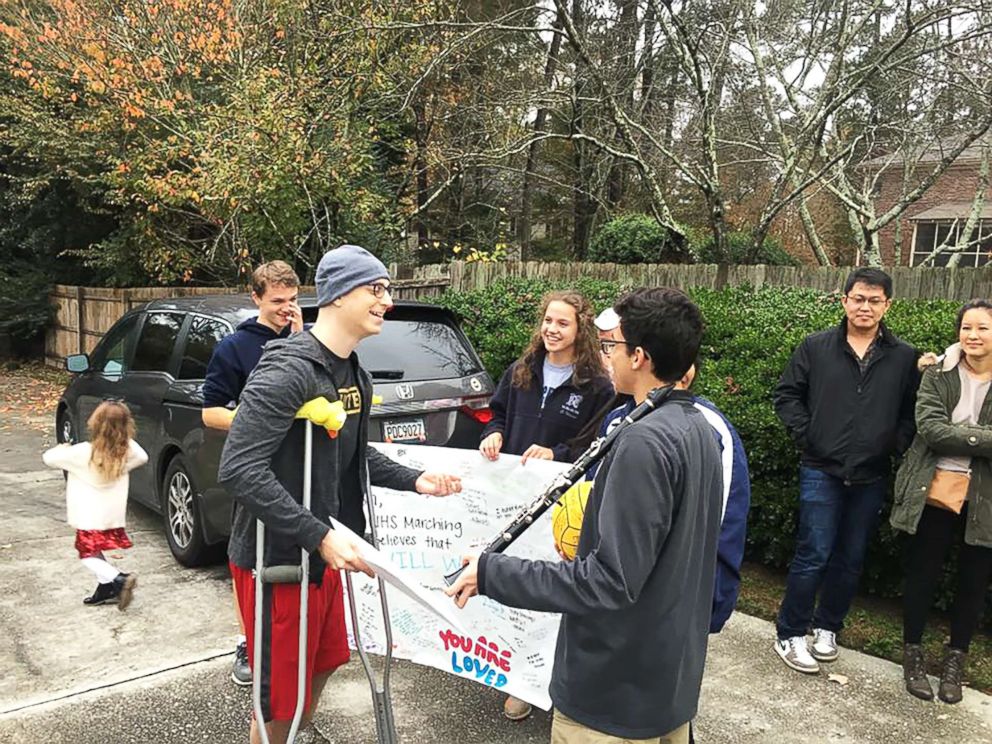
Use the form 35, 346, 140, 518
519, 14, 564, 258
413, 98, 429, 247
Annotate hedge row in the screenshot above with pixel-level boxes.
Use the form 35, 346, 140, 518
438, 278, 971, 610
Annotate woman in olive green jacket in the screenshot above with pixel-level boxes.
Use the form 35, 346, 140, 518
891, 299, 992, 705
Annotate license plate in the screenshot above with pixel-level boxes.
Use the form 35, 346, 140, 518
383, 418, 426, 442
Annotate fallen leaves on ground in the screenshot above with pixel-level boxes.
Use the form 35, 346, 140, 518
0, 361, 69, 432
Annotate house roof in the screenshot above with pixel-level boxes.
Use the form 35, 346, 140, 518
863, 131, 991, 168
909, 202, 992, 221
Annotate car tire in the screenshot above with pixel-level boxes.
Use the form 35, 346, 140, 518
162, 455, 209, 567
56, 407, 75, 444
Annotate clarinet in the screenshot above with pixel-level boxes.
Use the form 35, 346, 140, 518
443, 384, 675, 586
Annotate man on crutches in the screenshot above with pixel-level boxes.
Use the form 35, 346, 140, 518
219, 244, 463, 744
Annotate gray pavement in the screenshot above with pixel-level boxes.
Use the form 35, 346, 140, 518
2, 420, 992, 743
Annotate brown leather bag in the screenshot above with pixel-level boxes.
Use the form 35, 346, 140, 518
925, 468, 970, 514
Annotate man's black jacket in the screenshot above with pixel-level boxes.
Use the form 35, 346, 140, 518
773, 318, 920, 483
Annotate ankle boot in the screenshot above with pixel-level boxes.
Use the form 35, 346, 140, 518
113, 573, 137, 611
82, 582, 117, 606
938, 646, 967, 704
902, 643, 933, 701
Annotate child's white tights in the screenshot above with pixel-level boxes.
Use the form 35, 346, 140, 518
81, 556, 121, 584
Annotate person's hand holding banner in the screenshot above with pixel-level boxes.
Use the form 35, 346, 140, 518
415, 472, 463, 496
445, 554, 480, 608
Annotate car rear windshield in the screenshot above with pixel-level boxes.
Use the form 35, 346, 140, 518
358, 315, 483, 382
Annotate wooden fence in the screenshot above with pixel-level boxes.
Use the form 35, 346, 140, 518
46, 261, 992, 365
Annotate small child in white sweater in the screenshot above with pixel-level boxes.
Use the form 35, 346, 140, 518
42, 401, 148, 610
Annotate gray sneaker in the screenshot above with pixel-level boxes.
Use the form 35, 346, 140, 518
231, 641, 252, 686
810, 628, 839, 662
774, 636, 820, 674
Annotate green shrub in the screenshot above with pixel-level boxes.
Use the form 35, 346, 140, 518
588, 213, 688, 264
0, 261, 55, 355
693, 230, 800, 266
440, 279, 982, 616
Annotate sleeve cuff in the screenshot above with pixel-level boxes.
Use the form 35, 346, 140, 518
301, 522, 331, 555
477, 552, 490, 596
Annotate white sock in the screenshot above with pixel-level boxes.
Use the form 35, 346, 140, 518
236, 634, 246, 645
81, 557, 121, 584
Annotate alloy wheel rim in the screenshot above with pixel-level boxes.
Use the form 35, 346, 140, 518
61, 417, 73, 444
168, 471, 194, 549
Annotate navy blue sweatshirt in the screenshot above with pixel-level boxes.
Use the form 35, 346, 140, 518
480, 354, 614, 461
202, 318, 290, 407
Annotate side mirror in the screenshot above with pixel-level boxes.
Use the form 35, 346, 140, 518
66, 354, 90, 374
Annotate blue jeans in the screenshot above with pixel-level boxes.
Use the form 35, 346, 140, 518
776, 466, 887, 640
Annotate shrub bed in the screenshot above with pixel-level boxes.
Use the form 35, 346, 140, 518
438, 279, 980, 615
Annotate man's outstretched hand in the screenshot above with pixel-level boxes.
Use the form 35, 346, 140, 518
415, 472, 463, 496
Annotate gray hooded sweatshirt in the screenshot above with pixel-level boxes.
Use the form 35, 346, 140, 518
219, 331, 421, 579
478, 390, 722, 738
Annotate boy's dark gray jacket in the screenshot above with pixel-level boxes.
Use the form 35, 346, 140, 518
891, 344, 992, 547
478, 391, 722, 738
219, 331, 422, 578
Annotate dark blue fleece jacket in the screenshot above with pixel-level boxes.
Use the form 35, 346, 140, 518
589, 396, 751, 633
480, 355, 614, 462
202, 318, 290, 408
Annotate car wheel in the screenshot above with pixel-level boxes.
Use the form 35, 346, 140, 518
162, 455, 209, 567
57, 408, 75, 444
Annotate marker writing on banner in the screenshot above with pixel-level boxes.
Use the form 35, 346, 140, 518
438, 629, 511, 688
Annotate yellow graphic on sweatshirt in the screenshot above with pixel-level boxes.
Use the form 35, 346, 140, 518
338, 386, 362, 415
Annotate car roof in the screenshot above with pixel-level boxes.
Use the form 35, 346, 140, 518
139, 294, 456, 325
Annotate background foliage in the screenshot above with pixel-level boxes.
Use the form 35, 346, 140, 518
439, 279, 978, 614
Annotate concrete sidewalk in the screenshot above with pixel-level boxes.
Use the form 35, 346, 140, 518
1, 611, 990, 743
1, 410, 991, 742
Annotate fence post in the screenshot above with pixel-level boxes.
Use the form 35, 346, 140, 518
75, 285, 85, 354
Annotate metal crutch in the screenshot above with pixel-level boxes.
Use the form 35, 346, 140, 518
344, 477, 399, 744
253, 418, 314, 744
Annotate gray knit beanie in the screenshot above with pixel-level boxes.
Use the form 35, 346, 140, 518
315, 244, 389, 306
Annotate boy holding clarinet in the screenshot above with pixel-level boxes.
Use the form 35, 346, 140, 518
447, 288, 723, 744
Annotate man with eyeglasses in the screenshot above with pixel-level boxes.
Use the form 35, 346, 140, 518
219, 244, 463, 744
773, 267, 919, 675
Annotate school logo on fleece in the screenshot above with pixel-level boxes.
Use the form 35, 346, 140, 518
561, 392, 584, 418
338, 386, 362, 415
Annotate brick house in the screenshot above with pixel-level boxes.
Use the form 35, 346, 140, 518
870, 133, 991, 266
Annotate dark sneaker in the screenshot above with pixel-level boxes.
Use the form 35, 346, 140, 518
113, 573, 137, 612
232, 641, 252, 686
938, 646, 966, 704
83, 582, 117, 606
902, 643, 934, 701
503, 694, 532, 721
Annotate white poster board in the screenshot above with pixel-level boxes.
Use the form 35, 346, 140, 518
346, 443, 569, 710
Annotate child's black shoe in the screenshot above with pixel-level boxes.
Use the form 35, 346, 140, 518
113, 573, 137, 611
83, 582, 117, 606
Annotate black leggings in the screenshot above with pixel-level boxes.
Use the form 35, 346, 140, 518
903, 504, 992, 652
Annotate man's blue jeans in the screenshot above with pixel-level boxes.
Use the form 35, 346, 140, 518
776, 466, 887, 640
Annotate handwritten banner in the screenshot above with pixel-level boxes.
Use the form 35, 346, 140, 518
346, 443, 569, 710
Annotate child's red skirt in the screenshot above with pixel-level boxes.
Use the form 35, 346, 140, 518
75, 528, 133, 559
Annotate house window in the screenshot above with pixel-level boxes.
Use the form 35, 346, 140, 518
910, 219, 992, 267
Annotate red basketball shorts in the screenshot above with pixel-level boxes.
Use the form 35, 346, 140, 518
230, 562, 350, 721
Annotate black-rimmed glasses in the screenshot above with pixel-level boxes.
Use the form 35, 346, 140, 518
600, 339, 638, 355
367, 283, 392, 299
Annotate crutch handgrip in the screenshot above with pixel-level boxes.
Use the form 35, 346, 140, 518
260, 565, 304, 583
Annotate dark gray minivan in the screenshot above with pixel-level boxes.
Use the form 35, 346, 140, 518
55, 295, 494, 566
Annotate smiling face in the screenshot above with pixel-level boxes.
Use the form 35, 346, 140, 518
841, 281, 891, 334
959, 307, 992, 364
252, 282, 298, 330
334, 280, 393, 339
541, 300, 579, 358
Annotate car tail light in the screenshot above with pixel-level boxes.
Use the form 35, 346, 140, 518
460, 396, 493, 424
